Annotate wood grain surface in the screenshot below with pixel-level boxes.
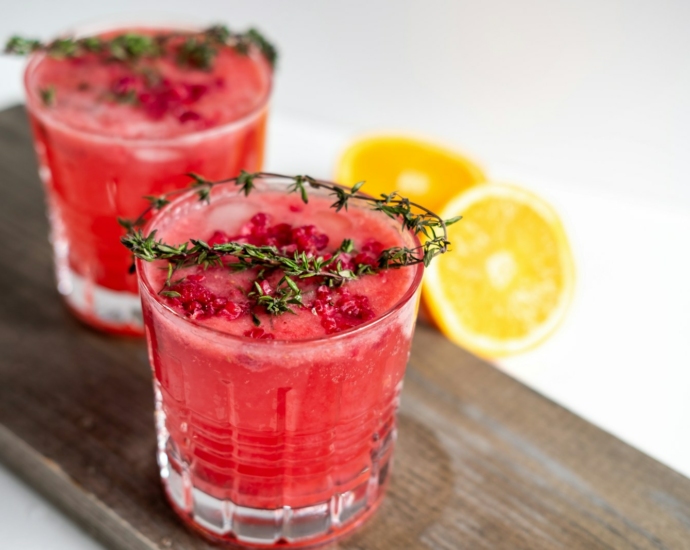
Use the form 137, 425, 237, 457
0, 105, 689, 550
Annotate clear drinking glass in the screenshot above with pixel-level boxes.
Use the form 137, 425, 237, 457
136, 180, 423, 547
23, 22, 273, 335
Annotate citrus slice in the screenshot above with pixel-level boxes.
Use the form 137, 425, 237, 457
423, 183, 575, 358
335, 135, 486, 213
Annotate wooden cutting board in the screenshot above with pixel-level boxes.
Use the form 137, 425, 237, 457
0, 105, 689, 550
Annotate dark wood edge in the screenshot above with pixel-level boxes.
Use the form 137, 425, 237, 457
0, 423, 156, 550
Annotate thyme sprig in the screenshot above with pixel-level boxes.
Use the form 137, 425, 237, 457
125, 236, 367, 286
249, 276, 303, 315
4, 24, 277, 68
120, 172, 461, 316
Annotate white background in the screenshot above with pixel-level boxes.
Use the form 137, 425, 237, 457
1, 1, 689, 548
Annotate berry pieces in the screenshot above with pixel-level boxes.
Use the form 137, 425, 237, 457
163, 274, 245, 321
238, 213, 329, 253
163, 216, 384, 336
207, 230, 231, 246
354, 239, 384, 268
291, 225, 329, 254
311, 285, 375, 334
109, 74, 216, 124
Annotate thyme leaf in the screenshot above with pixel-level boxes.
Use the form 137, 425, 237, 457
38, 85, 55, 106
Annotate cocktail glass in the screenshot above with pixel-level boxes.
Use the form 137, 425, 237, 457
136, 179, 423, 547
23, 23, 273, 335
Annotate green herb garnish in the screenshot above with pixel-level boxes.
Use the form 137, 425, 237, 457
120, 172, 460, 317
4, 25, 278, 69
38, 85, 55, 106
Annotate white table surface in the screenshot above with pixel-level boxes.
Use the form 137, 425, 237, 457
1, 1, 690, 547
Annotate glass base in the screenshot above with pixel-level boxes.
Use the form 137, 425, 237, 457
58, 266, 144, 336
155, 384, 392, 547
165, 486, 386, 549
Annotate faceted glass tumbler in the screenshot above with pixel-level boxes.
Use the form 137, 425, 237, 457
137, 195, 423, 547
22, 25, 272, 336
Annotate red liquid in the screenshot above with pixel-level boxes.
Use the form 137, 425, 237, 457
24, 27, 272, 334
138, 184, 422, 546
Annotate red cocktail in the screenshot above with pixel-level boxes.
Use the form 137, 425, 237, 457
22, 24, 273, 334
136, 177, 424, 546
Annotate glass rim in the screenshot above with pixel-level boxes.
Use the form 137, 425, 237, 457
22, 20, 273, 146
136, 178, 425, 346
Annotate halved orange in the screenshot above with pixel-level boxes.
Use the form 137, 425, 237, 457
423, 183, 575, 358
335, 135, 486, 213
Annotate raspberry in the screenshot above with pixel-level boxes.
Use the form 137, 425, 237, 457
241, 213, 272, 245
236, 214, 328, 254
164, 276, 244, 321
313, 233, 329, 251
320, 316, 338, 334
312, 297, 334, 317
251, 213, 270, 227
185, 83, 208, 103
207, 231, 231, 246
266, 223, 293, 247
222, 302, 245, 320
134, 78, 210, 121
291, 225, 329, 253
353, 239, 384, 268
354, 252, 378, 268
316, 285, 331, 300
111, 75, 140, 96
336, 292, 375, 322
310, 286, 375, 334
138, 79, 178, 119
362, 239, 384, 254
